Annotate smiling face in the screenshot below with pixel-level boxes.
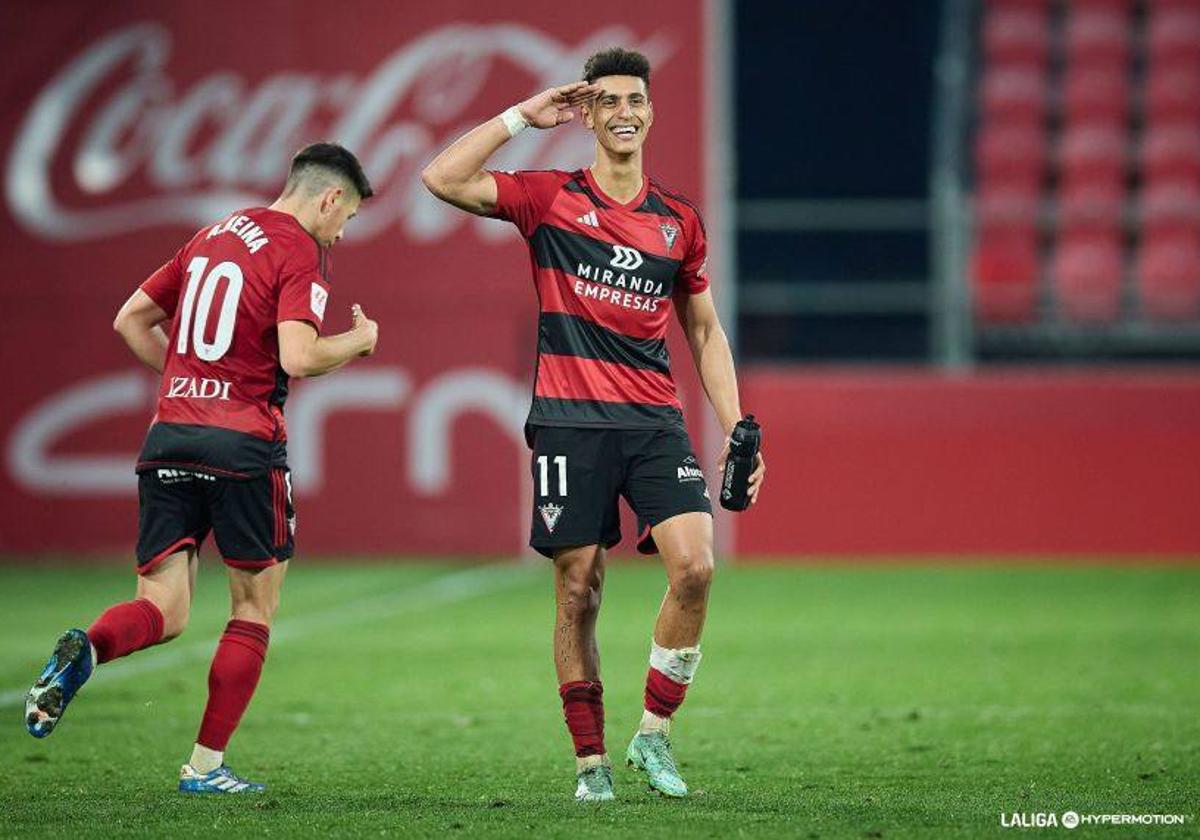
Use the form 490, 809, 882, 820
583, 75, 653, 156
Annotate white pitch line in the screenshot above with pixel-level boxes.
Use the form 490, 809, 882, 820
0, 563, 538, 710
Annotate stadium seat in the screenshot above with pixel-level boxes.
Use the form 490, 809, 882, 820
1062, 68, 1129, 126
976, 123, 1046, 184
1146, 6, 1200, 68
1057, 177, 1125, 234
1139, 180, 1200, 237
983, 5, 1049, 69
976, 181, 1042, 234
1058, 124, 1127, 182
973, 229, 1040, 322
1064, 6, 1131, 67
1052, 233, 1124, 322
1145, 69, 1200, 124
1140, 126, 1200, 182
1136, 233, 1200, 319
980, 66, 1046, 125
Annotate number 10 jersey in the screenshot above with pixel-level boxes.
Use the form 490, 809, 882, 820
136, 207, 330, 479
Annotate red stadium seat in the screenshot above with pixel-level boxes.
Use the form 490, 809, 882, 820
1140, 180, 1200, 237
1058, 124, 1127, 182
1052, 233, 1124, 322
1057, 177, 1125, 234
976, 181, 1042, 234
976, 124, 1046, 184
1064, 6, 1131, 67
1140, 126, 1200, 182
973, 229, 1040, 322
983, 6, 1049, 69
980, 66, 1046, 125
1146, 69, 1200, 123
1136, 234, 1200, 319
1062, 68, 1129, 126
1147, 7, 1200, 68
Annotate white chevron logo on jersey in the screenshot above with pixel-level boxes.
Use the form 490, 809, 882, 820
609, 245, 644, 270
576, 210, 599, 228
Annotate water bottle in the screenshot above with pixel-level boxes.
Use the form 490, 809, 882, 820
720, 415, 761, 512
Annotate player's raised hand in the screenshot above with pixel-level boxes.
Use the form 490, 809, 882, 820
517, 82, 601, 129
350, 304, 378, 356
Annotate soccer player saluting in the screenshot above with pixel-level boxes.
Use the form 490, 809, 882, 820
24, 143, 379, 794
422, 49, 765, 801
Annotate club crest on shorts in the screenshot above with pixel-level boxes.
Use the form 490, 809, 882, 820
539, 502, 564, 533
660, 222, 680, 250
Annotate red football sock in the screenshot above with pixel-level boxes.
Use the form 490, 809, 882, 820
87, 599, 165, 664
196, 620, 270, 751
559, 680, 605, 757
645, 667, 689, 718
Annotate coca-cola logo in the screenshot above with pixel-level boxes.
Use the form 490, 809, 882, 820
5, 21, 672, 244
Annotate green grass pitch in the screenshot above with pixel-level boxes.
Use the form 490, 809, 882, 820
0, 560, 1196, 838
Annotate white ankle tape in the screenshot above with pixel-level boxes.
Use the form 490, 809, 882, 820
649, 640, 702, 685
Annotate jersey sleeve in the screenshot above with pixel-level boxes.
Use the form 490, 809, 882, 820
277, 242, 329, 334
489, 170, 565, 238
140, 249, 185, 317
677, 210, 710, 295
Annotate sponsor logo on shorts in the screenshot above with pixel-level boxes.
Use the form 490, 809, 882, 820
677, 458, 705, 483
539, 502, 564, 533
156, 468, 215, 484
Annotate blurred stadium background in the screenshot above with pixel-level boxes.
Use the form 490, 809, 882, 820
0, 1, 1196, 836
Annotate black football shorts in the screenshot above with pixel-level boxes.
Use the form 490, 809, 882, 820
135, 466, 294, 573
529, 425, 713, 559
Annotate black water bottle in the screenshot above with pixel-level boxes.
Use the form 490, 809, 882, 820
720, 415, 761, 512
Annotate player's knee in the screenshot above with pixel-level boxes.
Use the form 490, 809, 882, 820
669, 550, 714, 602
559, 564, 603, 618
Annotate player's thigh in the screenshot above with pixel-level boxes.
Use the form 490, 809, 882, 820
135, 469, 211, 575
207, 467, 294, 571
227, 560, 288, 626
530, 427, 621, 558
621, 428, 713, 555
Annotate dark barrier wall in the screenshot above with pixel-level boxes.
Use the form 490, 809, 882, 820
738, 369, 1200, 556
0, 1, 715, 555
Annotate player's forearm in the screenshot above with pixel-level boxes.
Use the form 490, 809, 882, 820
117, 323, 168, 374
420, 117, 512, 211
292, 330, 372, 377
689, 323, 743, 435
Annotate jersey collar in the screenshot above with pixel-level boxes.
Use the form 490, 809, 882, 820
584, 167, 649, 210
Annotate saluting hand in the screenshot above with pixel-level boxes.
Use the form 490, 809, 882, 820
517, 82, 602, 129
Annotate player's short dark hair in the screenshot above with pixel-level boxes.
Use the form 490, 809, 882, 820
583, 47, 651, 90
286, 142, 374, 200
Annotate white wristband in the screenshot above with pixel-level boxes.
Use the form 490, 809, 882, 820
499, 105, 529, 138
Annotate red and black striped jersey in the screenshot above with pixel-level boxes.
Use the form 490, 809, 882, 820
491, 168, 708, 440
135, 207, 330, 478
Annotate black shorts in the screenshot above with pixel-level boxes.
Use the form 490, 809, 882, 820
529, 425, 713, 559
135, 466, 294, 574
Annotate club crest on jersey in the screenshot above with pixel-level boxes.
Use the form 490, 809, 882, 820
539, 502, 565, 533
660, 223, 680, 250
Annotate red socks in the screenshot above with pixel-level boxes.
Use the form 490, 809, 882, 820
645, 667, 689, 718
559, 680, 605, 757
87, 599, 165, 664
196, 620, 270, 751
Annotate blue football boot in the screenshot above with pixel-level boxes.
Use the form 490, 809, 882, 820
179, 764, 266, 794
26, 628, 94, 738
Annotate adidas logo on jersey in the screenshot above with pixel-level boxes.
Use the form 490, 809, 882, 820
576, 211, 599, 228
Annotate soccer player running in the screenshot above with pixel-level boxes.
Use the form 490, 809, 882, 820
422, 49, 765, 801
24, 143, 379, 794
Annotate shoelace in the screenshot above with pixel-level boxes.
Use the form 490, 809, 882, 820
645, 737, 679, 775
